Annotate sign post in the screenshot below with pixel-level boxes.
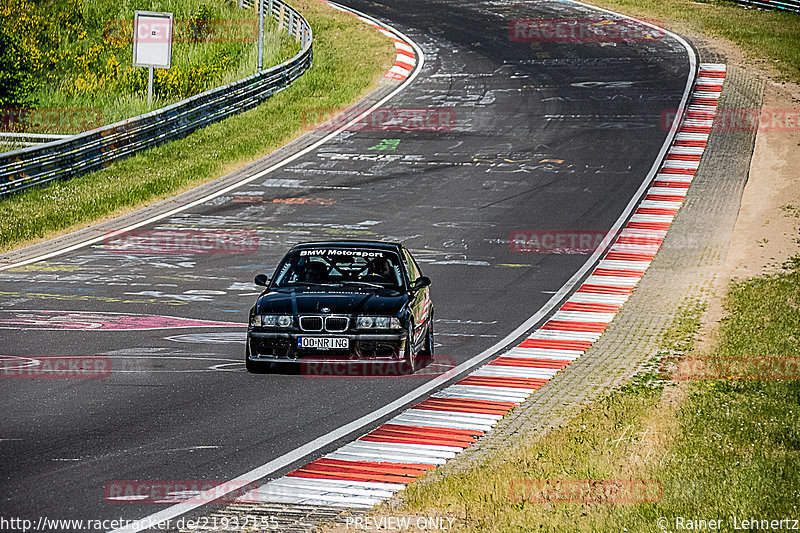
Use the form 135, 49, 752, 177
133, 11, 174, 108
257, 0, 264, 72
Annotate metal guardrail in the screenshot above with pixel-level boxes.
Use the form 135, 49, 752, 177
0, 0, 312, 197
732, 0, 800, 13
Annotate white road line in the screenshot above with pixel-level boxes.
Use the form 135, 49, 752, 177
505, 347, 584, 360
584, 275, 641, 287
433, 386, 530, 403
549, 310, 617, 323
404, 408, 504, 424
530, 330, 602, 341
655, 174, 694, 182
473, 366, 559, 379
620, 228, 668, 238
388, 413, 496, 432
110, 1, 699, 529
668, 146, 705, 155
662, 159, 700, 169
347, 440, 463, 454
395, 42, 414, 54
244, 488, 380, 507
566, 291, 631, 304
648, 186, 689, 196
326, 450, 446, 465
630, 213, 675, 223
594, 260, 650, 272
693, 90, 722, 99
639, 200, 684, 209
248, 478, 400, 499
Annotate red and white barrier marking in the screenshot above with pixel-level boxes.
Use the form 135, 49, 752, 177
318, 0, 417, 83
235, 24, 723, 509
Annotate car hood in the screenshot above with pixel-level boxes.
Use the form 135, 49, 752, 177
256, 287, 408, 316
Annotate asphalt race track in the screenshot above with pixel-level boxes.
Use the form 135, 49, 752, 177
0, 0, 692, 527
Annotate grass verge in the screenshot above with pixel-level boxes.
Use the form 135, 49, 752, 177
1, 0, 297, 128
0, 0, 395, 253
390, 258, 800, 531
584, 0, 800, 83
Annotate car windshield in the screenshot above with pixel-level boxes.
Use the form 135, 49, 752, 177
272, 248, 404, 288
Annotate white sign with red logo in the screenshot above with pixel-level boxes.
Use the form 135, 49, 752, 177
133, 11, 173, 68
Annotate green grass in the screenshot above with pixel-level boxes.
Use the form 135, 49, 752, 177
1, 0, 298, 129
0, 0, 395, 252
392, 259, 800, 531
585, 0, 800, 82
31, 23, 297, 128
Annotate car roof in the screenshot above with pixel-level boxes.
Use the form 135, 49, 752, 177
290, 240, 404, 254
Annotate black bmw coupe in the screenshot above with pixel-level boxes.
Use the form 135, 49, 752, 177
246, 241, 433, 373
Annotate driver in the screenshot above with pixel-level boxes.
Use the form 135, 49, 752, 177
301, 260, 328, 283
366, 256, 396, 284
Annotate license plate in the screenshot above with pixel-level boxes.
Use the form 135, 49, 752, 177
298, 337, 349, 350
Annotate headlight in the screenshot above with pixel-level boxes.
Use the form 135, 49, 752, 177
355, 316, 400, 329
356, 316, 374, 329
251, 314, 293, 328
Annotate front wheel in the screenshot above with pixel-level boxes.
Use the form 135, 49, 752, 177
402, 324, 417, 374
419, 321, 434, 358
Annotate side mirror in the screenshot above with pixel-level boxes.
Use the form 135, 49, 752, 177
410, 276, 431, 291
254, 274, 270, 287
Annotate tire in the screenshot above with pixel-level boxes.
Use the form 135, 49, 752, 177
419, 319, 434, 358
402, 324, 417, 374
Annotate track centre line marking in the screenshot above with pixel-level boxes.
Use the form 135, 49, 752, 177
110, 2, 698, 531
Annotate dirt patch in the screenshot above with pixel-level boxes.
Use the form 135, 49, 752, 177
696, 77, 800, 354
723, 81, 800, 278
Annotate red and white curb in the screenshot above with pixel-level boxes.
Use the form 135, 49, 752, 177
318, 0, 417, 83
236, 63, 727, 508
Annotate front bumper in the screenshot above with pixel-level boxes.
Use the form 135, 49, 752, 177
247, 330, 408, 362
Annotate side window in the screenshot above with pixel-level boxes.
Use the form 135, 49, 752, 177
402, 249, 420, 282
